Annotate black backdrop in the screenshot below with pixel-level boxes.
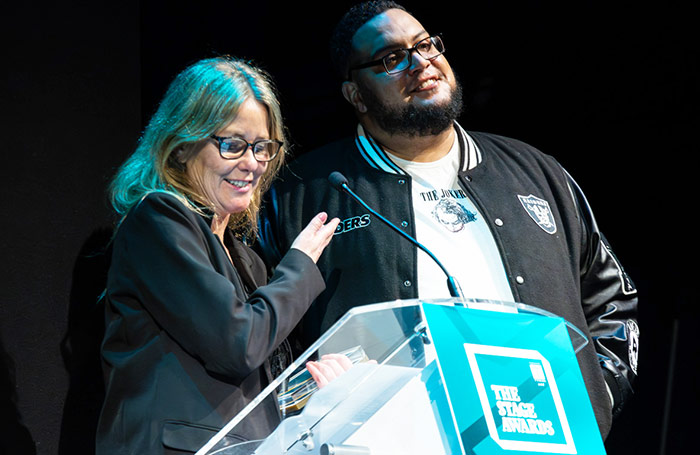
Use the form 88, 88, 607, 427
1, 1, 697, 454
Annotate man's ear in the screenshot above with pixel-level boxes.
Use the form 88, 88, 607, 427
341, 81, 367, 114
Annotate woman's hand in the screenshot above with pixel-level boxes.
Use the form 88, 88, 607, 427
306, 354, 354, 389
290, 212, 340, 263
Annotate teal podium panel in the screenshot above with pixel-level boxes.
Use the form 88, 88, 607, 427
421, 303, 605, 455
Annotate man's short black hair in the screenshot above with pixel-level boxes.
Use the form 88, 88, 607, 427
329, 1, 407, 80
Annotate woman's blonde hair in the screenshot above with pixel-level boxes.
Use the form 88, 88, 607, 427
109, 56, 286, 238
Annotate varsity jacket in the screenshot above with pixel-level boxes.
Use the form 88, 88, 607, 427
258, 125, 639, 439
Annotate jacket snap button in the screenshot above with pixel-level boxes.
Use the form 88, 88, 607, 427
403, 280, 412, 287
516, 276, 525, 284
401, 221, 408, 227
495, 218, 504, 227
398, 179, 406, 185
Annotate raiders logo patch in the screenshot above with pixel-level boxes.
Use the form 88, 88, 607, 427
518, 194, 557, 235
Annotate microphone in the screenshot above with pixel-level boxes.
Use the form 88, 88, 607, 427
328, 171, 464, 299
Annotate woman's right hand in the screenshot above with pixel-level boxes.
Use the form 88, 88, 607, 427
290, 212, 340, 263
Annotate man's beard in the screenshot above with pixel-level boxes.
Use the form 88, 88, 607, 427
358, 78, 464, 137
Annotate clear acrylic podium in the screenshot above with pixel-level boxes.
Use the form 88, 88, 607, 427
195, 298, 590, 455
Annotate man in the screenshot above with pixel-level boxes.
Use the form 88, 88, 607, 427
258, 0, 638, 439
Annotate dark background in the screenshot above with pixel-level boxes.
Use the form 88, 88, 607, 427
1, 1, 696, 454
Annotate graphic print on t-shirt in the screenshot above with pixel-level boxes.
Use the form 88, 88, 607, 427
419, 188, 478, 232
429, 192, 477, 233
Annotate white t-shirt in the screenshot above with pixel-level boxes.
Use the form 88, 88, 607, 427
387, 137, 514, 302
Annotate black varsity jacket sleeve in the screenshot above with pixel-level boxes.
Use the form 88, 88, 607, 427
567, 173, 639, 418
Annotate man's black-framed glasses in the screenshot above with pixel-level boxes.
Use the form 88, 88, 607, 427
348, 35, 445, 79
210, 135, 282, 162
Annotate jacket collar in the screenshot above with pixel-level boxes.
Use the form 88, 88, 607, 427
354, 121, 482, 175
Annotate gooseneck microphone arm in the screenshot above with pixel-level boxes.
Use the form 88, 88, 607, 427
328, 171, 464, 299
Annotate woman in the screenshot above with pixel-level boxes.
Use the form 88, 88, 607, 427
96, 56, 339, 454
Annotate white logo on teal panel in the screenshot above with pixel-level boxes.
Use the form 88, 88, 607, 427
463, 344, 577, 453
